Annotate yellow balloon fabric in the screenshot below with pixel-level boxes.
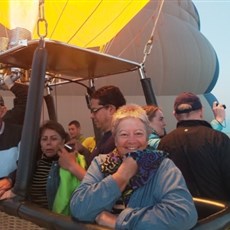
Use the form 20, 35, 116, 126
0, 0, 149, 48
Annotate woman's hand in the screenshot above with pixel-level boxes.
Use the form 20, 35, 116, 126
112, 157, 138, 192
58, 147, 86, 180
66, 139, 85, 153
0, 178, 12, 197
0, 189, 16, 200
119, 157, 138, 179
96, 211, 117, 229
58, 147, 76, 172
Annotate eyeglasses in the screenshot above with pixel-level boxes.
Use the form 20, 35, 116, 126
90, 105, 108, 114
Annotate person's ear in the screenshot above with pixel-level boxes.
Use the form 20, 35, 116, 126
108, 104, 116, 114
173, 110, 179, 121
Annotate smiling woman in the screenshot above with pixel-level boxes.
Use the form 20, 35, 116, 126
0, 1, 229, 228
70, 104, 198, 229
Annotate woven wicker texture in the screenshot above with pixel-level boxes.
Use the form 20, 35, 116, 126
0, 211, 47, 230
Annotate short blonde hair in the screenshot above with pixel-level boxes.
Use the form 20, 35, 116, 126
112, 104, 152, 137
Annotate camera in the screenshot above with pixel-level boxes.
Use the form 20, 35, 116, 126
64, 143, 75, 153
216, 103, 226, 109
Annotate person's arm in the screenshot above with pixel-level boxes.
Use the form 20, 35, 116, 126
95, 211, 117, 229
116, 159, 198, 230
111, 157, 137, 192
93, 157, 138, 229
3, 83, 28, 125
211, 119, 224, 131
58, 147, 86, 180
148, 133, 161, 149
68, 140, 92, 167
7, 170, 16, 186
0, 177, 13, 198
70, 155, 122, 222
211, 101, 226, 131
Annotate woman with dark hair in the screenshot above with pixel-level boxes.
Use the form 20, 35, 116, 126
30, 120, 86, 215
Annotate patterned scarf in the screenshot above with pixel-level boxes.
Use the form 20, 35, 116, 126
100, 148, 168, 206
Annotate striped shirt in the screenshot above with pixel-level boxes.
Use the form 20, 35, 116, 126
30, 155, 57, 209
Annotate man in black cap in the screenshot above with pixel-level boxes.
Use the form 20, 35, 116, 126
158, 92, 230, 201
0, 77, 28, 198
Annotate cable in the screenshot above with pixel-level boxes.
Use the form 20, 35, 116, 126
142, 0, 165, 65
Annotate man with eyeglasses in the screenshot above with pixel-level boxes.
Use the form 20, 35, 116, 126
0, 77, 28, 199
59, 85, 126, 169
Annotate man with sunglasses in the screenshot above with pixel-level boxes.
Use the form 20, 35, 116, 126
87, 86, 126, 164
59, 85, 126, 169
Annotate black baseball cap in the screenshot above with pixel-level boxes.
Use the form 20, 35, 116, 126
174, 92, 202, 114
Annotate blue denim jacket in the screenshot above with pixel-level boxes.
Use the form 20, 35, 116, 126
46, 161, 60, 210
71, 156, 198, 229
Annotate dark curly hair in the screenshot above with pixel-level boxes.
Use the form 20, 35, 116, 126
91, 85, 126, 109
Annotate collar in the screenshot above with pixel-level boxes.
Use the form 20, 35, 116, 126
177, 120, 212, 129
41, 153, 59, 162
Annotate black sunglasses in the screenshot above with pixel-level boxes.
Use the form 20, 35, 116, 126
90, 105, 109, 114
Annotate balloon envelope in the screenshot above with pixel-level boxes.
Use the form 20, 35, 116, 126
0, 0, 219, 98
98, 0, 219, 96
0, 0, 149, 48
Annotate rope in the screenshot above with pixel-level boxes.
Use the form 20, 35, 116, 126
142, 0, 165, 65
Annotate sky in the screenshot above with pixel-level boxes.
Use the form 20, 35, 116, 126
193, 0, 230, 134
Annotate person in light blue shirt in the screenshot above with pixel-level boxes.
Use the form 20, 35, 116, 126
142, 105, 166, 149
0, 78, 28, 199
210, 101, 226, 131
70, 104, 197, 230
